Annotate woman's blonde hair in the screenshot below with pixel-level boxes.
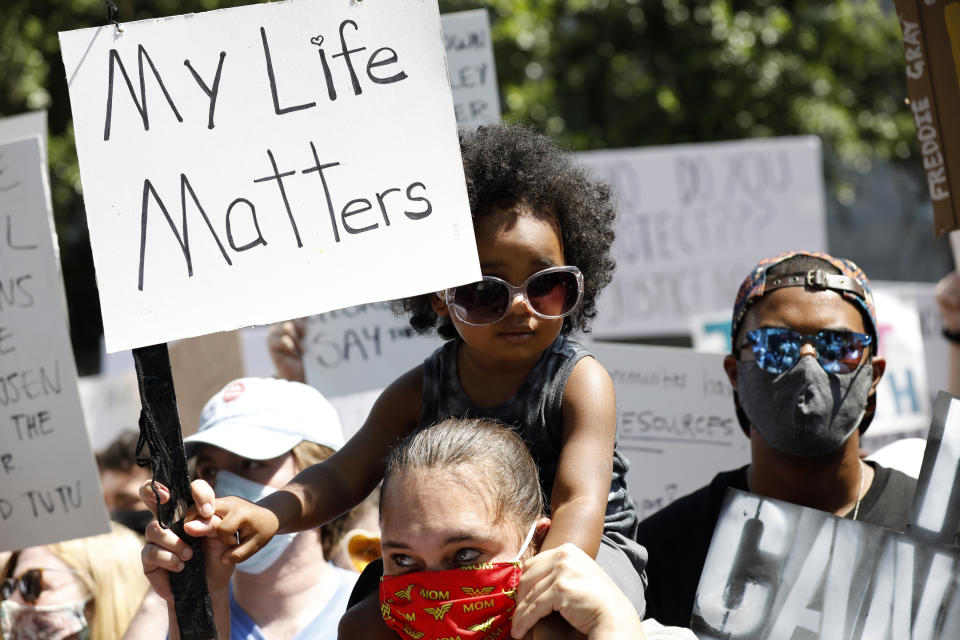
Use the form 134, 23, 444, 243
46, 522, 149, 640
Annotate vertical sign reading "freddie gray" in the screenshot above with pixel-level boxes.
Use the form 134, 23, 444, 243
0, 136, 110, 551
59, 0, 480, 353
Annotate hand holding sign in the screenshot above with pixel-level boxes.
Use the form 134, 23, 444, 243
936, 271, 960, 333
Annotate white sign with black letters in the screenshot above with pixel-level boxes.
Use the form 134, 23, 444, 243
0, 136, 110, 551
60, 0, 480, 353
303, 302, 441, 398
580, 137, 827, 337
590, 342, 749, 520
441, 9, 501, 128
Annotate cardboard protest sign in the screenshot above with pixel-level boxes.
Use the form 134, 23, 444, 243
169, 331, 245, 435
580, 137, 827, 338
589, 342, 749, 520
895, 0, 960, 235
691, 392, 960, 639
441, 9, 501, 128
0, 137, 110, 551
303, 302, 441, 397
60, 0, 480, 353
77, 369, 141, 451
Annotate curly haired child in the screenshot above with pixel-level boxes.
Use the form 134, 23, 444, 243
179, 123, 647, 636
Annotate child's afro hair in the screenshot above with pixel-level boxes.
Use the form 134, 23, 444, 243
394, 123, 617, 340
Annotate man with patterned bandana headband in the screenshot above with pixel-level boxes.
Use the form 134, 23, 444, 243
636, 251, 917, 628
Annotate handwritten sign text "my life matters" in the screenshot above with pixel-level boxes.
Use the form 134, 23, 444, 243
60, 0, 480, 353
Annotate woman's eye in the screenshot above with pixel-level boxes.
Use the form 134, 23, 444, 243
240, 459, 264, 471
390, 554, 416, 568
453, 548, 482, 565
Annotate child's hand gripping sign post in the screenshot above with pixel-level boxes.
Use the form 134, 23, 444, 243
59, 1, 479, 638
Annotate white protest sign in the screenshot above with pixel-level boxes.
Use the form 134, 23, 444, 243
869, 287, 931, 437
589, 342, 749, 520
579, 137, 827, 337
0, 111, 47, 155
60, 0, 480, 353
303, 302, 441, 398
77, 369, 141, 451
0, 137, 110, 551
441, 9, 501, 128
874, 281, 950, 408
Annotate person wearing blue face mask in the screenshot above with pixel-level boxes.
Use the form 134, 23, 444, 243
134, 377, 358, 640
635, 251, 918, 628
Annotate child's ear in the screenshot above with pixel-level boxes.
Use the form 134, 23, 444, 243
431, 292, 450, 317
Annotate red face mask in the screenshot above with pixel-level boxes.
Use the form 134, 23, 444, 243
379, 524, 536, 640
380, 562, 521, 639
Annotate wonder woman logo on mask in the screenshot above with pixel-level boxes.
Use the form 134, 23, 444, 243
394, 584, 415, 601
461, 586, 495, 597
424, 602, 453, 621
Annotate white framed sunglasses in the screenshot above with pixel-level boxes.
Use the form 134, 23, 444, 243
443, 266, 584, 326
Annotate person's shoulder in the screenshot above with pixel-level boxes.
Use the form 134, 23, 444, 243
637, 467, 748, 542
859, 461, 918, 532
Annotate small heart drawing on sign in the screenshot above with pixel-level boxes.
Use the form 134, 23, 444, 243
310, 35, 324, 47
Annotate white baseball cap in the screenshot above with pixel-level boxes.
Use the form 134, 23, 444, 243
184, 377, 345, 460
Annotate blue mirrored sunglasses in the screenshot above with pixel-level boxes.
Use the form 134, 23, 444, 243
742, 327, 873, 375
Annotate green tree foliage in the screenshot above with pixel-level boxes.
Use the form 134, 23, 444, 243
0, 0, 920, 370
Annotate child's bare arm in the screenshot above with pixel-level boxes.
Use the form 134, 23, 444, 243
543, 357, 617, 558
211, 366, 423, 563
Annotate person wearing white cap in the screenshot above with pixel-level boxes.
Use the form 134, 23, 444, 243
133, 377, 358, 640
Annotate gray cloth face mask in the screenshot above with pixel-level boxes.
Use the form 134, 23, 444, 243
736, 356, 873, 457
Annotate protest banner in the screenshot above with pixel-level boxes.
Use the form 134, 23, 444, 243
691, 392, 960, 639
441, 9, 501, 128
0, 136, 110, 551
60, 0, 480, 353
589, 342, 749, 521
579, 137, 828, 338
894, 0, 960, 236
303, 302, 441, 397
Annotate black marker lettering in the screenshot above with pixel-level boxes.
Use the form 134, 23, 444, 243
404, 182, 432, 220
366, 47, 408, 85
341, 198, 377, 234
253, 149, 302, 248
103, 45, 184, 141
261, 27, 316, 115
376, 187, 400, 226
137, 175, 232, 291
332, 20, 365, 96
225, 198, 268, 252
301, 142, 342, 243
5, 215, 37, 250
184, 51, 227, 130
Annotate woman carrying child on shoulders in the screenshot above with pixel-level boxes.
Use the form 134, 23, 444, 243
197, 123, 647, 635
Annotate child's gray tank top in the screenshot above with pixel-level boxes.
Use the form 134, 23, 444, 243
419, 334, 639, 540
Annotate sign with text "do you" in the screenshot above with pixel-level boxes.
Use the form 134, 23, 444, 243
60, 0, 480, 353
